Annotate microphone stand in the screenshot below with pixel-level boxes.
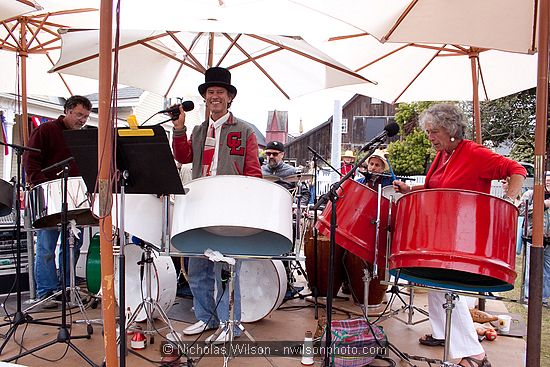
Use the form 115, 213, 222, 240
312, 143, 384, 367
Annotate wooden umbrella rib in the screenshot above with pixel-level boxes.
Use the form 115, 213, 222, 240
225, 35, 290, 99
3, 21, 23, 50
474, 56, 489, 101
229, 48, 281, 68
356, 43, 409, 72
249, 34, 373, 84
382, 0, 419, 42
218, 33, 242, 66
25, 13, 49, 48
140, 41, 204, 74
393, 46, 442, 103
167, 31, 206, 72
328, 33, 371, 42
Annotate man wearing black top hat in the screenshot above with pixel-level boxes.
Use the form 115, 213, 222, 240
171, 67, 261, 344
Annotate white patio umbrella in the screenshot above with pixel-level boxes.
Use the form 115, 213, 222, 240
49, 28, 374, 106
0, 2, 99, 144
314, 34, 538, 142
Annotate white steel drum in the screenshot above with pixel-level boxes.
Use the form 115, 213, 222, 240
114, 245, 177, 322
29, 177, 97, 228
239, 260, 288, 323
171, 176, 293, 256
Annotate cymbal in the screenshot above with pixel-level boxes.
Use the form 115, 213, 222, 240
284, 173, 314, 183
262, 175, 281, 182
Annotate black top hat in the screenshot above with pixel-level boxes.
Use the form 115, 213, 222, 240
198, 67, 238, 98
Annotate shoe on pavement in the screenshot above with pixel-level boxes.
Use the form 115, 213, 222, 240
35, 292, 57, 309
182, 320, 215, 335
205, 327, 241, 345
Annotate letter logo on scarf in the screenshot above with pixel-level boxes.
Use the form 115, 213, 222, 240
227, 132, 244, 156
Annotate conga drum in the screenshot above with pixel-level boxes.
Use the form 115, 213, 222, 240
304, 228, 344, 297
390, 189, 518, 292
344, 251, 387, 307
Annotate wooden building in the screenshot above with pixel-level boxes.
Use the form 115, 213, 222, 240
285, 95, 397, 166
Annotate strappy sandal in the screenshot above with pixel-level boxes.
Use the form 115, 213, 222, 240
418, 334, 445, 346
460, 355, 492, 367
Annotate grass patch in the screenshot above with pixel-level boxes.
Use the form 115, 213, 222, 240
501, 257, 550, 364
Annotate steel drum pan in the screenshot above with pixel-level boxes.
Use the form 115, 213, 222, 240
316, 179, 391, 265
390, 189, 518, 292
0, 179, 13, 217
28, 177, 97, 228
171, 175, 293, 256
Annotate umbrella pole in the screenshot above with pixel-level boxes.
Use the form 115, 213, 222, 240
470, 54, 482, 144
527, 0, 549, 366
98, 1, 117, 367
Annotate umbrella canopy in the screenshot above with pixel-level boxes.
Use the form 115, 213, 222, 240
316, 34, 538, 142
320, 35, 538, 103
0, 3, 99, 144
297, 0, 539, 55
0, 0, 42, 21
50, 28, 374, 103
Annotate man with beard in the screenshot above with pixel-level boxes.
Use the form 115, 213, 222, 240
262, 140, 310, 205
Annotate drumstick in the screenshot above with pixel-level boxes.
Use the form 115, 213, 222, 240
386, 156, 398, 181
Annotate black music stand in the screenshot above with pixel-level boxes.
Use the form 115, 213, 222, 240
0, 142, 71, 358
64, 126, 185, 365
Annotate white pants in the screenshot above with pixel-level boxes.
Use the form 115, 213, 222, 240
428, 291, 484, 360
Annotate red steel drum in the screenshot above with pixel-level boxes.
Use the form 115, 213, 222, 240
390, 189, 518, 292
316, 179, 391, 265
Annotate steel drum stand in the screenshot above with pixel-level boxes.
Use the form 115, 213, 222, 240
23, 223, 97, 334
63, 125, 187, 366
0, 142, 69, 356
3, 159, 97, 366
313, 141, 387, 367
193, 251, 263, 367
124, 242, 181, 345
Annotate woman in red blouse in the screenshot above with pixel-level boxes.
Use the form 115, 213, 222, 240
392, 103, 526, 367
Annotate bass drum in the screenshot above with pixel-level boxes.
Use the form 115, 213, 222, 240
114, 245, 177, 321
240, 260, 287, 323
86, 234, 101, 294
391, 189, 518, 292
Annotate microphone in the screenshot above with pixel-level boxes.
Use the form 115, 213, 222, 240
158, 101, 195, 115
359, 122, 400, 152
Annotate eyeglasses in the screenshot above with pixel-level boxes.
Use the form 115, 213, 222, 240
69, 110, 90, 121
266, 152, 281, 156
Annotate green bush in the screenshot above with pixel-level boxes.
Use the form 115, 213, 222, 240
388, 128, 435, 176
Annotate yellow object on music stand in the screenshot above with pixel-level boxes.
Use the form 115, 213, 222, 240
118, 115, 154, 137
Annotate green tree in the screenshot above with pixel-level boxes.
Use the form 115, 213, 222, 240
387, 128, 434, 175
388, 102, 437, 175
